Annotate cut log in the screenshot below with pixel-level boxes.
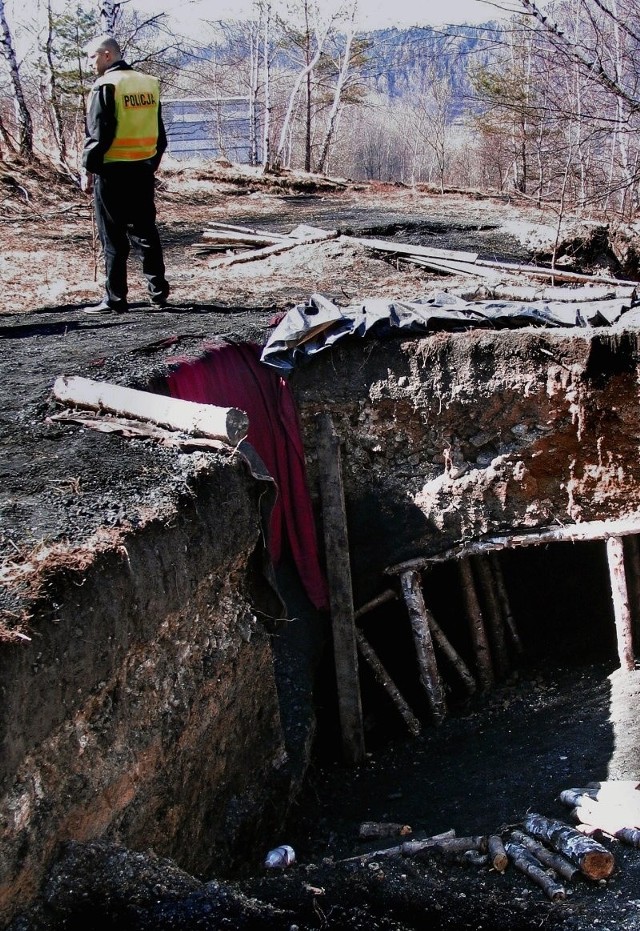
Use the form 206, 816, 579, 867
606, 536, 636, 671
505, 842, 566, 900
489, 554, 524, 655
509, 829, 579, 881
339, 829, 456, 863
355, 628, 421, 737
432, 836, 488, 855
400, 569, 447, 724
359, 822, 412, 840
458, 558, 494, 691
487, 835, 508, 872
315, 412, 365, 766
52, 375, 249, 445
473, 555, 509, 678
523, 813, 615, 880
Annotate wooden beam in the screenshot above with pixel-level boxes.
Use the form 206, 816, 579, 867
606, 536, 636, 671
52, 375, 249, 445
315, 412, 365, 765
385, 516, 640, 575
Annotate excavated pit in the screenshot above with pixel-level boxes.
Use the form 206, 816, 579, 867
3, 211, 640, 928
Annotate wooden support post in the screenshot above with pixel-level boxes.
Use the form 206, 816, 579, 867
473, 555, 509, 679
355, 629, 421, 737
489, 554, 524, 655
623, 535, 640, 650
458, 558, 494, 691
315, 412, 365, 765
354, 589, 398, 620
606, 536, 635, 672
425, 610, 477, 696
400, 569, 447, 724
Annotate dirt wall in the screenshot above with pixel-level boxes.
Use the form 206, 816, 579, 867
0, 457, 288, 928
292, 326, 640, 605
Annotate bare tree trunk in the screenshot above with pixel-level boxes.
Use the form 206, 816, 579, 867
45, 0, 68, 164
315, 5, 357, 175
248, 17, 260, 166
273, 20, 328, 169
261, 2, 272, 170
0, 0, 33, 158
99, 0, 121, 36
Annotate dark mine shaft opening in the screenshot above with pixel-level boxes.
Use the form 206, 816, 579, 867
312, 540, 621, 759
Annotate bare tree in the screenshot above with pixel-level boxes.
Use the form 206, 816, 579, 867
0, 0, 33, 157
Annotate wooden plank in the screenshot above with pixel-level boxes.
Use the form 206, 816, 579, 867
481, 258, 638, 287
205, 221, 290, 239
606, 535, 636, 671
52, 375, 249, 445
401, 256, 501, 279
210, 229, 339, 267
315, 412, 365, 765
343, 234, 479, 264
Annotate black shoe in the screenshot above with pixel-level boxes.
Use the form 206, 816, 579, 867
150, 287, 170, 307
83, 300, 128, 315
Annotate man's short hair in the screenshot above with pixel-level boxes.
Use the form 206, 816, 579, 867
85, 35, 122, 59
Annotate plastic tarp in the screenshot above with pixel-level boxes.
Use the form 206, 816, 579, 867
261, 291, 637, 374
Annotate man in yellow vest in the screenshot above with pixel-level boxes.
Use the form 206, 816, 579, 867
81, 36, 170, 314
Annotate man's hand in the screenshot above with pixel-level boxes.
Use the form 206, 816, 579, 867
80, 170, 94, 194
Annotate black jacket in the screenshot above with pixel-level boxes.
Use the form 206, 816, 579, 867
82, 61, 167, 173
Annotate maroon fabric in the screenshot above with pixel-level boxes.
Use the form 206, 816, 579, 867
166, 342, 328, 610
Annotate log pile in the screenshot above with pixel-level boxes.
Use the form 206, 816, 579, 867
339, 801, 627, 903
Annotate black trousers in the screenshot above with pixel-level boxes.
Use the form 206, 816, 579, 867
93, 162, 168, 307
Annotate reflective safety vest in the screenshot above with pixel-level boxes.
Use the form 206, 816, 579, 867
95, 68, 161, 162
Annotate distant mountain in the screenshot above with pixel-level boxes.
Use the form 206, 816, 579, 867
358, 24, 501, 114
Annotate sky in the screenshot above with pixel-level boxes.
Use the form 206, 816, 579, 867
125, 0, 518, 34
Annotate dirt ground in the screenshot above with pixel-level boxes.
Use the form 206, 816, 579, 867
4, 158, 640, 929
